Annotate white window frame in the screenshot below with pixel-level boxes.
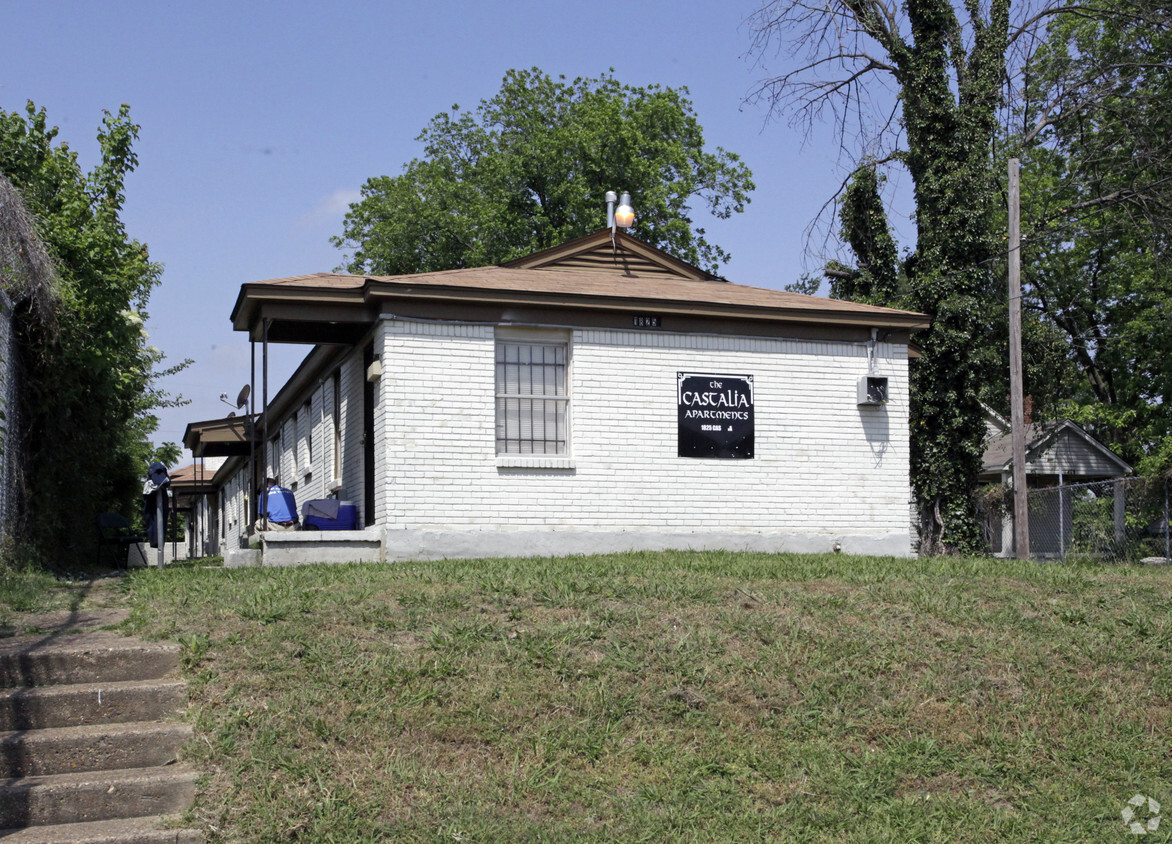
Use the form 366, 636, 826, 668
494, 329, 572, 467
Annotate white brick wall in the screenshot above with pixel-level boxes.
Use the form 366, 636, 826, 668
378, 320, 910, 540
381, 321, 494, 528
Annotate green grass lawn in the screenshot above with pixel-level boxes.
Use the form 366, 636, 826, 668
119, 552, 1172, 843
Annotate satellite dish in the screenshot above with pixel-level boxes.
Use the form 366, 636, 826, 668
235, 384, 251, 410
227, 411, 236, 418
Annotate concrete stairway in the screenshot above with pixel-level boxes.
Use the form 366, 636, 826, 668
0, 633, 200, 843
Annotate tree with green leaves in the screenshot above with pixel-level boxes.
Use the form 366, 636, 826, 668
335, 68, 754, 276
0, 102, 187, 563
825, 164, 903, 307
1010, 0, 1172, 476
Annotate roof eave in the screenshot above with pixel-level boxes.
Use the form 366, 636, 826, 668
367, 284, 929, 331
232, 284, 370, 337
183, 415, 257, 457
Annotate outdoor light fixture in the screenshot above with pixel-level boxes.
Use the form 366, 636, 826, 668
607, 190, 635, 247
614, 192, 635, 228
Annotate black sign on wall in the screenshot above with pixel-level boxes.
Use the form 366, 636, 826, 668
678, 372, 754, 459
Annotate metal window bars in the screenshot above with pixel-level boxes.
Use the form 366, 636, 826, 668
495, 342, 568, 455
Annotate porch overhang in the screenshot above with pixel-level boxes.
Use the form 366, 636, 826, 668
183, 415, 258, 458
231, 283, 376, 344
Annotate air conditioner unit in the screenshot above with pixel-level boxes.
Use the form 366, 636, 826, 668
858, 375, 889, 406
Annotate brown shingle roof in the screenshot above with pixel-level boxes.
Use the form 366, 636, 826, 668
232, 230, 929, 333
240, 267, 926, 326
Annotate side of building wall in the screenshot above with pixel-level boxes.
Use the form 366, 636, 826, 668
340, 353, 366, 524
220, 462, 248, 550
217, 345, 371, 547
378, 319, 912, 559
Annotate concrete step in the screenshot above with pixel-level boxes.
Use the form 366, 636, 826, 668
0, 680, 188, 731
0, 814, 200, 843
0, 722, 192, 777
0, 635, 181, 688
0, 765, 198, 828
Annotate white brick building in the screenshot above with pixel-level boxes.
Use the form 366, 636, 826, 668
186, 231, 928, 564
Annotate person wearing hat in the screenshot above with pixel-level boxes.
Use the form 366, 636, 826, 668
255, 477, 299, 532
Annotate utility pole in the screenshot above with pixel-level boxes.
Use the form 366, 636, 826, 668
1008, 159, 1030, 559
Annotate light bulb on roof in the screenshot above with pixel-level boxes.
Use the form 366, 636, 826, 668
614, 191, 634, 228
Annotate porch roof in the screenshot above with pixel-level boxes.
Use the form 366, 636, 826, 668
182, 415, 257, 458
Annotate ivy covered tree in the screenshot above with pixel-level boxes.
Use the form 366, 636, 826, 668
750, 0, 1017, 554
335, 68, 755, 276
825, 165, 902, 307
0, 102, 187, 563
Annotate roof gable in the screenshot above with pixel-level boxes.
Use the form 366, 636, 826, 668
983, 405, 1009, 438
982, 419, 1132, 478
501, 229, 721, 281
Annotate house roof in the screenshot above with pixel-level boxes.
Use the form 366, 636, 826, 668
167, 461, 221, 497
982, 419, 1132, 479
231, 230, 930, 345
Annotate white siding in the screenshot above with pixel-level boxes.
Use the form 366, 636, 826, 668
340, 352, 366, 523
243, 352, 372, 528
1034, 429, 1127, 478
220, 465, 248, 549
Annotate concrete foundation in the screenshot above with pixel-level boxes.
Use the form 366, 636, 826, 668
259, 528, 383, 566
383, 528, 914, 562
223, 549, 261, 569
233, 527, 912, 568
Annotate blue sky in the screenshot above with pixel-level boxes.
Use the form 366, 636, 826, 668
3, 0, 907, 461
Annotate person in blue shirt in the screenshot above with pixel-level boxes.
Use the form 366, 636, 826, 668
255, 477, 299, 531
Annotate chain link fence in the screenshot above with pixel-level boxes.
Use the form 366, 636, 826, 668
984, 476, 1171, 563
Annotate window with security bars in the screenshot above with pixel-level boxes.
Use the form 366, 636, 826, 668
495, 341, 568, 454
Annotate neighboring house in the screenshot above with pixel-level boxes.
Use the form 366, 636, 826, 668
981, 407, 1132, 487
980, 406, 1132, 556
186, 230, 930, 565
167, 458, 228, 559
